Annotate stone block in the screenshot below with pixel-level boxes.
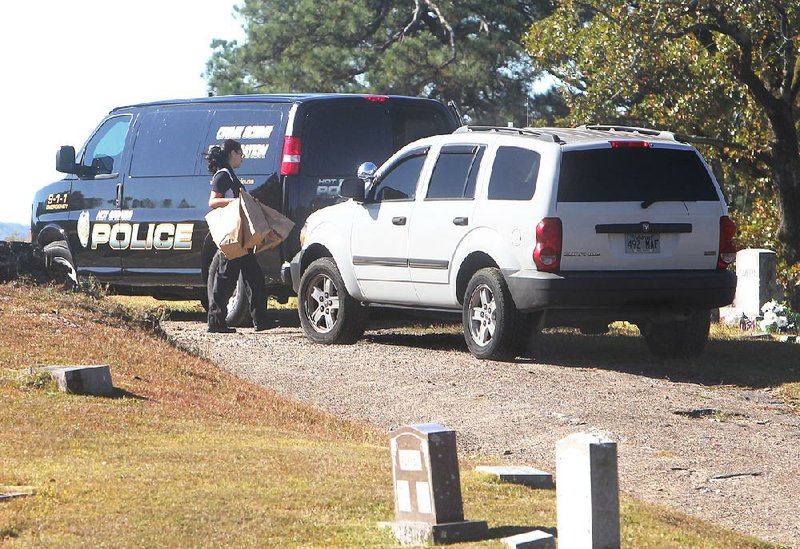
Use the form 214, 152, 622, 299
380, 519, 489, 546
475, 466, 554, 489
733, 249, 781, 318
43, 365, 114, 396
556, 432, 620, 549
502, 530, 555, 549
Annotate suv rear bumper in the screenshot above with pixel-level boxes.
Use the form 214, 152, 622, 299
504, 269, 736, 313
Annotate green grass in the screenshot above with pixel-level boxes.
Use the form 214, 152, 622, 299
0, 282, 787, 547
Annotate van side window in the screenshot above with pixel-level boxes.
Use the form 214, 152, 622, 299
81, 115, 132, 176
130, 111, 210, 177
369, 153, 427, 202
207, 109, 284, 176
488, 147, 541, 200
426, 145, 485, 200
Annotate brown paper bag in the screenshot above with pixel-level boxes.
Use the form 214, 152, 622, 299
205, 198, 248, 259
239, 191, 295, 253
255, 202, 295, 252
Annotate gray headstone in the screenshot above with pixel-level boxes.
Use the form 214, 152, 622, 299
385, 424, 487, 545
733, 249, 781, 317
43, 365, 114, 396
556, 433, 620, 549
503, 530, 556, 549
476, 466, 554, 489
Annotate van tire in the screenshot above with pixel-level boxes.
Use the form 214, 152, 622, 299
462, 268, 524, 361
207, 252, 254, 327
43, 241, 77, 289
298, 257, 367, 344
640, 309, 711, 359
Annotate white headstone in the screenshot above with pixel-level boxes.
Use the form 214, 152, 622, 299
556, 433, 620, 549
733, 249, 781, 317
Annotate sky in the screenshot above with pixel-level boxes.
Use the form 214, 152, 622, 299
2, 1, 245, 226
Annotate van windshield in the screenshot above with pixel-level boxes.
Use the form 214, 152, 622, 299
301, 103, 452, 176
557, 147, 719, 203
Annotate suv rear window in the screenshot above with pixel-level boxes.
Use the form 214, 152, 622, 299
557, 147, 719, 202
301, 103, 452, 176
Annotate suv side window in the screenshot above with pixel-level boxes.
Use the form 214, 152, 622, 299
369, 151, 427, 202
488, 146, 541, 200
130, 110, 210, 177
81, 115, 132, 176
426, 144, 485, 200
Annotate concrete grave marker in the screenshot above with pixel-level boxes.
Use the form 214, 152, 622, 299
41, 365, 114, 396
733, 249, 781, 318
502, 529, 556, 549
556, 432, 620, 549
383, 423, 488, 545
476, 465, 554, 489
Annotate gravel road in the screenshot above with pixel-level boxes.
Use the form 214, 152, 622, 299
163, 313, 800, 546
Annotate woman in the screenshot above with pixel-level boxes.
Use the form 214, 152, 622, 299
206, 139, 269, 333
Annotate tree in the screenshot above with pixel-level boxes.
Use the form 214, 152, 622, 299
205, 0, 565, 125
526, 1, 800, 303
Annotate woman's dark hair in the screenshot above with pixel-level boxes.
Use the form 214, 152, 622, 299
206, 139, 243, 174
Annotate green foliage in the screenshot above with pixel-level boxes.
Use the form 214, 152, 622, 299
205, 0, 565, 124
526, 0, 800, 304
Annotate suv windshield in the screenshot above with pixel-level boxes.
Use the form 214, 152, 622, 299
557, 147, 719, 203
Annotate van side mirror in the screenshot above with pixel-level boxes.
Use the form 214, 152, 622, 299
339, 177, 365, 202
56, 146, 77, 174
357, 162, 378, 185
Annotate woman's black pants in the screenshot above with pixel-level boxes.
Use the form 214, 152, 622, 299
207, 250, 267, 329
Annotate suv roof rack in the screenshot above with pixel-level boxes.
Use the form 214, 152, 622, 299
581, 124, 677, 141
454, 125, 561, 143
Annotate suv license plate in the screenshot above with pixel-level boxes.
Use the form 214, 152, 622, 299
625, 233, 660, 254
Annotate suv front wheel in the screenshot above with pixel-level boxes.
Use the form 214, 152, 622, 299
463, 268, 525, 361
639, 309, 711, 359
298, 257, 368, 344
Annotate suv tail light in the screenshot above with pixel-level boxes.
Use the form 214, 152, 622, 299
364, 95, 388, 102
718, 216, 737, 269
534, 217, 562, 272
281, 136, 302, 176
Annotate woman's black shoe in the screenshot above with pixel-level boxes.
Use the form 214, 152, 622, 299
253, 323, 271, 332
208, 325, 236, 333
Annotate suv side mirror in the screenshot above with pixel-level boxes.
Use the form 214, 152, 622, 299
339, 177, 365, 202
55, 146, 77, 174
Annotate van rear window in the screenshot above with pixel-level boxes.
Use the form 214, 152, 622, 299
557, 147, 719, 203
301, 104, 453, 176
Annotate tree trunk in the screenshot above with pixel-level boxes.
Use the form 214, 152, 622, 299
768, 142, 800, 309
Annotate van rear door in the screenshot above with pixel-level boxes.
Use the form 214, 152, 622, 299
555, 144, 724, 271
283, 97, 457, 261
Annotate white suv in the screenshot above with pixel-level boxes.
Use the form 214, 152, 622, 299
290, 125, 737, 360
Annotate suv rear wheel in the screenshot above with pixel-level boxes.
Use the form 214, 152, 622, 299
463, 268, 525, 361
639, 309, 711, 358
207, 252, 253, 327
298, 257, 367, 344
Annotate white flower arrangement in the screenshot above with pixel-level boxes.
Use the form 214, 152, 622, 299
758, 300, 797, 333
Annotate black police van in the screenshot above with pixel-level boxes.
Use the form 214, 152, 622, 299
32, 94, 460, 324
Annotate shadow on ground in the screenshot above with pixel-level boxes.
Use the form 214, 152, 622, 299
366, 325, 800, 390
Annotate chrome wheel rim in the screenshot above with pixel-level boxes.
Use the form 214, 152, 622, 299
468, 283, 496, 347
304, 273, 340, 333
227, 279, 242, 314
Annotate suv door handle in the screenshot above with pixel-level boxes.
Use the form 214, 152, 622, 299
392, 216, 407, 225
115, 183, 123, 209
453, 217, 468, 226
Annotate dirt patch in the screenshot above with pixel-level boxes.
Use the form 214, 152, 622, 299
163, 319, 800, 546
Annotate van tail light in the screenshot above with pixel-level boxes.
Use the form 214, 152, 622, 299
364, 95, 388, 102
534, 217, 563, 272
718, 216, 737, 269
610, 141, 650, 148
281, 136, 302, 176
